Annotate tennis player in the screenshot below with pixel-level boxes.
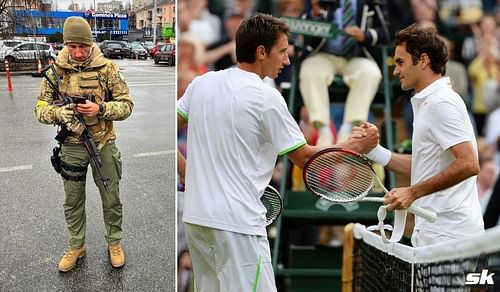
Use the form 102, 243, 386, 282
362, 23, 484, 247
177, 13, 378, 291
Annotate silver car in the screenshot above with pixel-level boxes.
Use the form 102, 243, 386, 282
127, 43, 148, 59
0, 40, 24, 51
4, 42, 56, 63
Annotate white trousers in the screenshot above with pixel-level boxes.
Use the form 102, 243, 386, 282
299, 52, 382, 126
185, 223, 277, 292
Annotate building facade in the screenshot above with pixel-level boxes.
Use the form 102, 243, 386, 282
133, 0, 174, 41
97, 0, 123, 13
15, 10, 129, 40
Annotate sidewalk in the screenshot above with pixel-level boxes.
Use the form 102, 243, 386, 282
0, 70, 39, 76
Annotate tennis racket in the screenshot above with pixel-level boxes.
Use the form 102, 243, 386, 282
303, 148, 437, 222
261, 185, 283, 226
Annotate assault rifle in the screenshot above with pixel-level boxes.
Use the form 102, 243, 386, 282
41, 64, 110, 191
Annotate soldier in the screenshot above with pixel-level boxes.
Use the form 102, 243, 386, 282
34, 16, 133, 272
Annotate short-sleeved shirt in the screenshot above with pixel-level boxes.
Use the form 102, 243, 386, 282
178, 68, 306, 236
411, 77, 484, 239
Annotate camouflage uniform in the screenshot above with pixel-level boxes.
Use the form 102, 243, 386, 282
35, 44, 133, 248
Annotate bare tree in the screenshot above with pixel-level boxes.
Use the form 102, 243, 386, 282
0, 0, 46, 39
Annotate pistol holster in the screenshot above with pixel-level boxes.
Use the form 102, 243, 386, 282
51, 145, 62, 174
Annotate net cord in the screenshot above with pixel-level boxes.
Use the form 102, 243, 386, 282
353, 223, 500, 264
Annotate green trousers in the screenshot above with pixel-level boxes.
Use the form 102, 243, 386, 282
59, 140, 123, 248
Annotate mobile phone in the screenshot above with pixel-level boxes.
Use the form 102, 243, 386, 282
72, 96, 87, 104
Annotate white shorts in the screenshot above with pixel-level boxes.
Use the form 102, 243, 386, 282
185, 223, 277, 292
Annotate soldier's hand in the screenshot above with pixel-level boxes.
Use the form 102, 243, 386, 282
67, 122, 84, 136
76, 100, 99, 117
55, 104, 76, 124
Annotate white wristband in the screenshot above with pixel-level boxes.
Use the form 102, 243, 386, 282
366, 144, 391, 166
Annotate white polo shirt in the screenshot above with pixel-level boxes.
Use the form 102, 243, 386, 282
178, 68, 306, 236
411, 77, 484, 240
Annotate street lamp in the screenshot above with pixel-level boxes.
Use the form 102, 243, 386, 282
152, 0, 157, 44
93, 0, 97, 40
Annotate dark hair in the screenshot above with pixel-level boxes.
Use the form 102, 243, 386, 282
235, 13, 290, 63
394, 23, 448, 76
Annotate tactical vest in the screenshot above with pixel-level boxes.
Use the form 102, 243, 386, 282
59, 66, 116, 145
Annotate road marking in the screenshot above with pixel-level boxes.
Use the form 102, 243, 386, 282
133, 150, 176, 158
0, 82, 174, 90
128, 82, 175, 87
0, 164, 33, 173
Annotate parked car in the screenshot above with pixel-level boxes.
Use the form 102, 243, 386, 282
99, 40, 127, 49
142, 41, 154, 50
99, 40, 130, 59
148, 43, 165, 58
3, 42, 56, 63
126, 43, 148, 59
50, 43, 64, 55
101, 42, 127, 59
0, 40, 24, 52
154, 44, 175, 66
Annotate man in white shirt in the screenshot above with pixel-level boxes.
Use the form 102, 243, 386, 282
364, 23, 484, 247
177, 13, 379, 291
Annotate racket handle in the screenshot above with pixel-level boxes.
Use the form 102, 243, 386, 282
362, 197, 437, 222
407, 205, 437, 223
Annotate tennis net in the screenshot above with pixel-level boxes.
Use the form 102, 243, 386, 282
343, 223, 500, 292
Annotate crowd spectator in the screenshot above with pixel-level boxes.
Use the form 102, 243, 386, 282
178, 36, 207, 75
438, 0, 483, 29
477, 158, 497, 208
185, 0, 222, 47
467, 15, 500, 135
204, 13, 243, 70
298, 0, 389, 146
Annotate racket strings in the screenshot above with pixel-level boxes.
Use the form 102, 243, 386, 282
305, 153, 374, 202
262, 188, 282, 225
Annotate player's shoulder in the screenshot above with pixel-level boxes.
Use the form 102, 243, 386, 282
430, 88, 468, 119
431, 84, 462, 104
190, 70, 220, 86
262, 82, 283, 100
260, 83, 287, 111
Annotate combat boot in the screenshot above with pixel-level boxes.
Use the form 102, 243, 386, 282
58, 245, 86, 272
108, 244, 125, 268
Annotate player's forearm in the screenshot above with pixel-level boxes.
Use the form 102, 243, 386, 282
410, 158, 479, 200
288, 144, 320, 169
386, 152, 412, 179
204, 41, 235, 65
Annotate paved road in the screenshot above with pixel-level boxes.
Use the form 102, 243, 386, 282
0, 59, 176, 291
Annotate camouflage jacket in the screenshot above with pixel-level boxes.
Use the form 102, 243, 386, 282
35, 44, 133, 145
